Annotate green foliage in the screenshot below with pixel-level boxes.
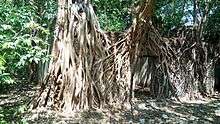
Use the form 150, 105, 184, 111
0, 105, 28, 124
92, 0, 133, 31
154, 0, 220, 39
154, 0, 188, 35
0, 1, 54, 85
0, 55, 14, 84
204, 1, 220, 43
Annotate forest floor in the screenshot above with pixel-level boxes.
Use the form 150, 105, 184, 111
1, 83, 220, 124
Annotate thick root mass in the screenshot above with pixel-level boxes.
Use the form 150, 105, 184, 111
32, 0, 131, 110
32, 0, 219, 111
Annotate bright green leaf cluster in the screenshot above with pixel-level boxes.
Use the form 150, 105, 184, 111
0, 1, 55, 85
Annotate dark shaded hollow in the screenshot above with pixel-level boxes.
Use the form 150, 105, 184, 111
215, 60, 220, 92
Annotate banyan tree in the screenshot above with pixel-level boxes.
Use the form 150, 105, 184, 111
32, 0, 220, 111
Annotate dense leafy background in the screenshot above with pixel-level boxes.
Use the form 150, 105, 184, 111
92, 0, 134, 31
0, 0, 57, 85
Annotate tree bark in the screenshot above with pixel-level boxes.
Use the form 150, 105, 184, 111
32, 0, 135, 111
32, 0, 219, 112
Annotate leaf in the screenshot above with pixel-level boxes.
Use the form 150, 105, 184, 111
18, 105, 26, 113
23, 38, 32, 46
0, 35, 4, 40
33, 57, 40, 64
1, 24, 12, 30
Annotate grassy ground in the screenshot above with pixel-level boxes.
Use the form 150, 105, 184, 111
1, 83, 220, 124
0, 83, 36, 124
24, 97, 220, 123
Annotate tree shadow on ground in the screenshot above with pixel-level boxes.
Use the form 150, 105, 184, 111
0, 82, 37, 123
24, 95, 220, 123
119, 96, 220, 123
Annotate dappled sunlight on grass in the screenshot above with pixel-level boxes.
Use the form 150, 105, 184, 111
119, 98, 220, 123
1, 82, 220, 123
0, 82, 37, 124
22, 96, 220, 123
0, 104, 27, 124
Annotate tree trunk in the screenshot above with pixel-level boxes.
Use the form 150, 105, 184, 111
32, 0, 135, 111
32, 0, 219, 112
